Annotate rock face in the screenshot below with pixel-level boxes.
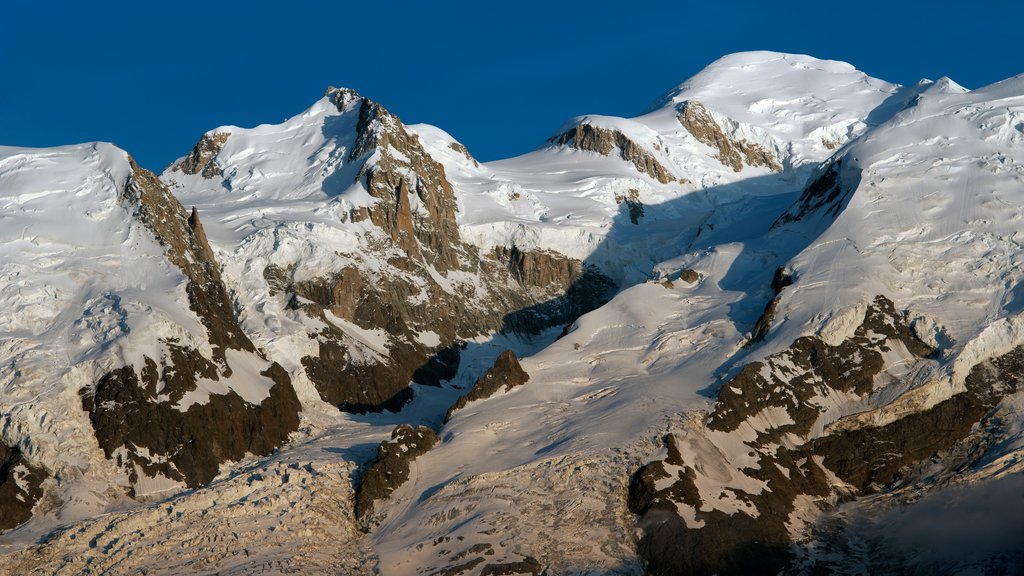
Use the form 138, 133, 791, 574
448, 141, 479, 166
83, 357, 300, 489
551, 123, 678, 184
347, 96, 462, 270
678, 100, 781, 173
630, 296, 957, 575
0, 443, 47, 532
223, 90, 619, 414
478, 557, 544, 575
614, 189, 645, 225
494, 247, 618, 335
273, 245, 612, 413
445, 350, 529, 422
772, 159, 855, 227
122, 160, 252, 360
173, 132, 230, 178
354, 424, 439, 524
81, 161, 301, 491
747, 267, 793, 345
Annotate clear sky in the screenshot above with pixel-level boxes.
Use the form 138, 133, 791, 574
1, 0, 1020, 172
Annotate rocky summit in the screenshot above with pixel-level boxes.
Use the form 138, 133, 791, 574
2, 51, 1024, 575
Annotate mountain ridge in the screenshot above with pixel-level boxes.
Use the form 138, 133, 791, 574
2, 51, 1023, 575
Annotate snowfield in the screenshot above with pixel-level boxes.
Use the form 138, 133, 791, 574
2, 51, 1024, 574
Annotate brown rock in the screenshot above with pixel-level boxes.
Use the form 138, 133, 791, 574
285, 245, 613, 413
614, 189, 645, 224
82, 347, 300, 489
0, 443, 48, 532
81, 161, 301, 492
354, 424, 439, 524
449, 141, 479, 167
678, 101, 781, 173
551, 123, 678, 184
630, 295, 952, 575
679, 269, 699, 283
479, 557, 544, 576
445, 350, 530, 422
174, 132, 230, 178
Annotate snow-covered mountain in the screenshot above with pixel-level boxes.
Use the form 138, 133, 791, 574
2, 51, 1023, 575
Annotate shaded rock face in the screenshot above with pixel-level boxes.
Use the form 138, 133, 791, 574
495, 247, 618, 336
0, 443, 48, 532
432, 547, 544, 576
630, 295, 981, 576
272, 242, 613, 414
551, 123, 677, 184
83, 356, 299, 489
772, 159, 860, 228
81, 162, 301, 492
479, 557, 544, 576
174, 132, 230, 178
445, 350, 529, 423
679, 269, 699, 284
746, 267, 794, 346
354, 424, 438, 524
614, 189, 645, 225
678, 100, 781, 173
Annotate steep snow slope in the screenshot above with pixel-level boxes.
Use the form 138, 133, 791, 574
2, 52, 1023, 575
769, 75, 1024, 392
0, 143, 300, 536
0, 143, 158, 525
369, 60, 1024, 574
420, 52, 902, 285
162, 88, 615, 417
627, 74, 1024, 574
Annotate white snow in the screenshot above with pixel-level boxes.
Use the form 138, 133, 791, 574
0, 142, 212, 526
4, 52, 1024, 575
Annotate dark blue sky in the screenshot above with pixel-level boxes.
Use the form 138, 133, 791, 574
1, 1, 1019, 172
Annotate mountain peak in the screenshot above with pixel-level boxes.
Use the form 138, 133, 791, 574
649, 51, 890, 112
325, 85, 364, 113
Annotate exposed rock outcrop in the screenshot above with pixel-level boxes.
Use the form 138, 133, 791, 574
445, 350, 529, 422
614, 189, 645, 224
83, 355, 299, 489
679, 269, 699, 283
449, 141, 479, 167
772, 159, 858, 228
174, 132, 230, 178
630, 296, 957, 575
82, 162, 301, 491
746, 267, 794, 346
479, 557, 544, 576
551, 123, 677, 184
678, 101, 781, 173
222, 91, 619, 415
285, 251, 613, 412
494, 247, 618, 336
0, 443, 48, 532
123, 160, 254, 360
354, 424, 439, 524
348, 95, 462, 271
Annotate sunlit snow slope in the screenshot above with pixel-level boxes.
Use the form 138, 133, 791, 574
2, 52, 1023, 576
